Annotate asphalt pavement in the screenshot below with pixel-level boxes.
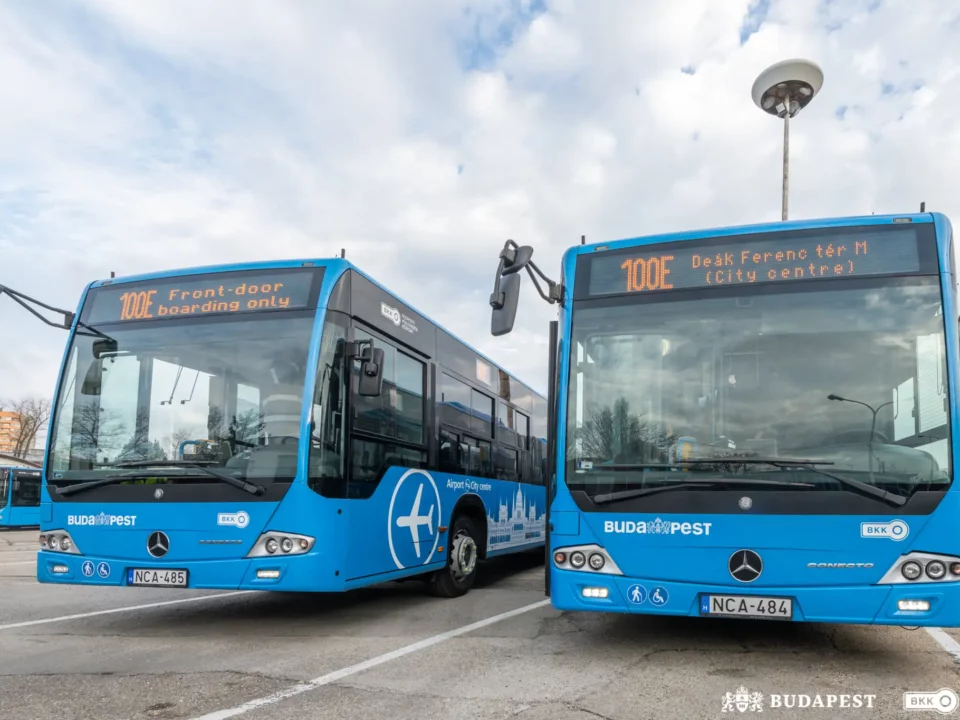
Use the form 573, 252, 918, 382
2, 528, 959, 720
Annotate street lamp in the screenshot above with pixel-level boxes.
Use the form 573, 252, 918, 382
827, 393, 893, 480
752, 59, 824, 221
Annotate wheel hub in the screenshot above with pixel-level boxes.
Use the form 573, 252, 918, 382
450, 531, 477, 579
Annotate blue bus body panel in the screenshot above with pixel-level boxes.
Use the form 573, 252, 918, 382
550, 212, 960, 626
38, 470, 545, 590
0, 466, 42, 528
37, 258, 547, 591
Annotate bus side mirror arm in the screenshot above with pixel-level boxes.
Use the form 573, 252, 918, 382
0, 284, 75, 330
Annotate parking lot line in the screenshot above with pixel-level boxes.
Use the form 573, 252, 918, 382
190, 598, 552, 720
926, 627, 960, 662
0, 591, 256, 631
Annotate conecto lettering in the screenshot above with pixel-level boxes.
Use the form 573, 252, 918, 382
604, 517, 712, 536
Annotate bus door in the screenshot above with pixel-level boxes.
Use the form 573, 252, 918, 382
8, 468, 41, 527
0, 468, 10, 527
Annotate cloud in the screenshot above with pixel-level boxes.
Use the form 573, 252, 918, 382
1, 0, 957, 425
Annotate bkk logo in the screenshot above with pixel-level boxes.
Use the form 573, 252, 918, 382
604, 517, 712, 536
67, 513, 137, 527
217, 511, 250, 528
861, 519, 909, 541
381, 302, 402, 326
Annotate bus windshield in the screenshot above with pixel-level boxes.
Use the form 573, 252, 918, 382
565, 277, 951, 497
48, 313, 316, 487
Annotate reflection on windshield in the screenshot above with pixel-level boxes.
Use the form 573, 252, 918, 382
566, 279, 951, 491
48, 315, 315, 482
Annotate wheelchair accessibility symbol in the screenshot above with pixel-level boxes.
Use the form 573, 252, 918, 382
650, 586, 668, 607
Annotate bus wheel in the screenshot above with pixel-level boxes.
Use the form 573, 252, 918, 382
428, 514, 478, 598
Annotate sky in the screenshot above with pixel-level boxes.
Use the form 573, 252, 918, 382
1, 0, 958, 440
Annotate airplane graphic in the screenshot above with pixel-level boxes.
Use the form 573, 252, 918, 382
396, 483, 435, 557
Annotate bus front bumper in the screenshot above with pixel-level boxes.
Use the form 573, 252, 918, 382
35, 550, 343, 592
550, 570, 960, 626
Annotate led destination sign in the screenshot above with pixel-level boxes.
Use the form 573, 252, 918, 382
80, 268, 321, 324
585, 228, 923, 297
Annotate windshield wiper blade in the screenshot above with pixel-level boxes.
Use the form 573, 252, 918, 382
679, 457, 830, 465
57, 462, 265, 497
591, 477, 816, 505
766, 459, 908, 507
56, 471, 162, 496
678, 456, 908, 507
114, 461, 266, 495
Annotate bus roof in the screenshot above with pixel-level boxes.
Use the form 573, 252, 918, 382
570, 211, 944, 259
79, 258, 546, 401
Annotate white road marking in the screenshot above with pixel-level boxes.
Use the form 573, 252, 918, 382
0, 591, 256, 631
191, 598, 552, 720
926, 627, 960, 662
0, 560, 34, 567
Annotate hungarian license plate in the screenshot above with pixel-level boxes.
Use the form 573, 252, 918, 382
127, 568, 188, 588
700, 594, 792, 619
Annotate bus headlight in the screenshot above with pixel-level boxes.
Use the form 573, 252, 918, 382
39, 530, 82, 555
901, 561, 922, 580
247, 532, 315, 558
552, 544, 622, 575
879, 552, 960, 584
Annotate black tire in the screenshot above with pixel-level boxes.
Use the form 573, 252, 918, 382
427, 513, 479, 598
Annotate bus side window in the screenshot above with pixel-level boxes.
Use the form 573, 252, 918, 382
0, 469, 8, 505
11, 473, 40, 507
439, 429, 459, 474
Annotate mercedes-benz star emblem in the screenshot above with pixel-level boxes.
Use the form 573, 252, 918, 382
729, 549, 763, 583
147, 531, 170, 558
739, 496, 752, 510
154, 488, 164, 500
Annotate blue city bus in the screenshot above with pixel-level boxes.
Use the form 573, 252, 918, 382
32, 259, 547, 596
0, 466, 42, 527
488, 212, 960, 625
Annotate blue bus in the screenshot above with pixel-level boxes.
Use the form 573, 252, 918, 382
488, 212, 960, 625
0, 466, 42, 527
30, 259, 548, 596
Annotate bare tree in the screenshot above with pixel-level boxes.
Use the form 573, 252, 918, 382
2, 397, 52, 458
570, 397, 676, 464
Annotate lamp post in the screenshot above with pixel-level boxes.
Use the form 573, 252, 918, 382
751, 59, 824, 221
827, 394, 893, 481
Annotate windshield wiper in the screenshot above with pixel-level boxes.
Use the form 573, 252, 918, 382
680, 456, 908, 507
591, 477, 816, 505
56, 461, 265, 497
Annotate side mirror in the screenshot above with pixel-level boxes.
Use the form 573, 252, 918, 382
81, 361, 103, 396
491, 272, 521, 337
358, 346, 385, 397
